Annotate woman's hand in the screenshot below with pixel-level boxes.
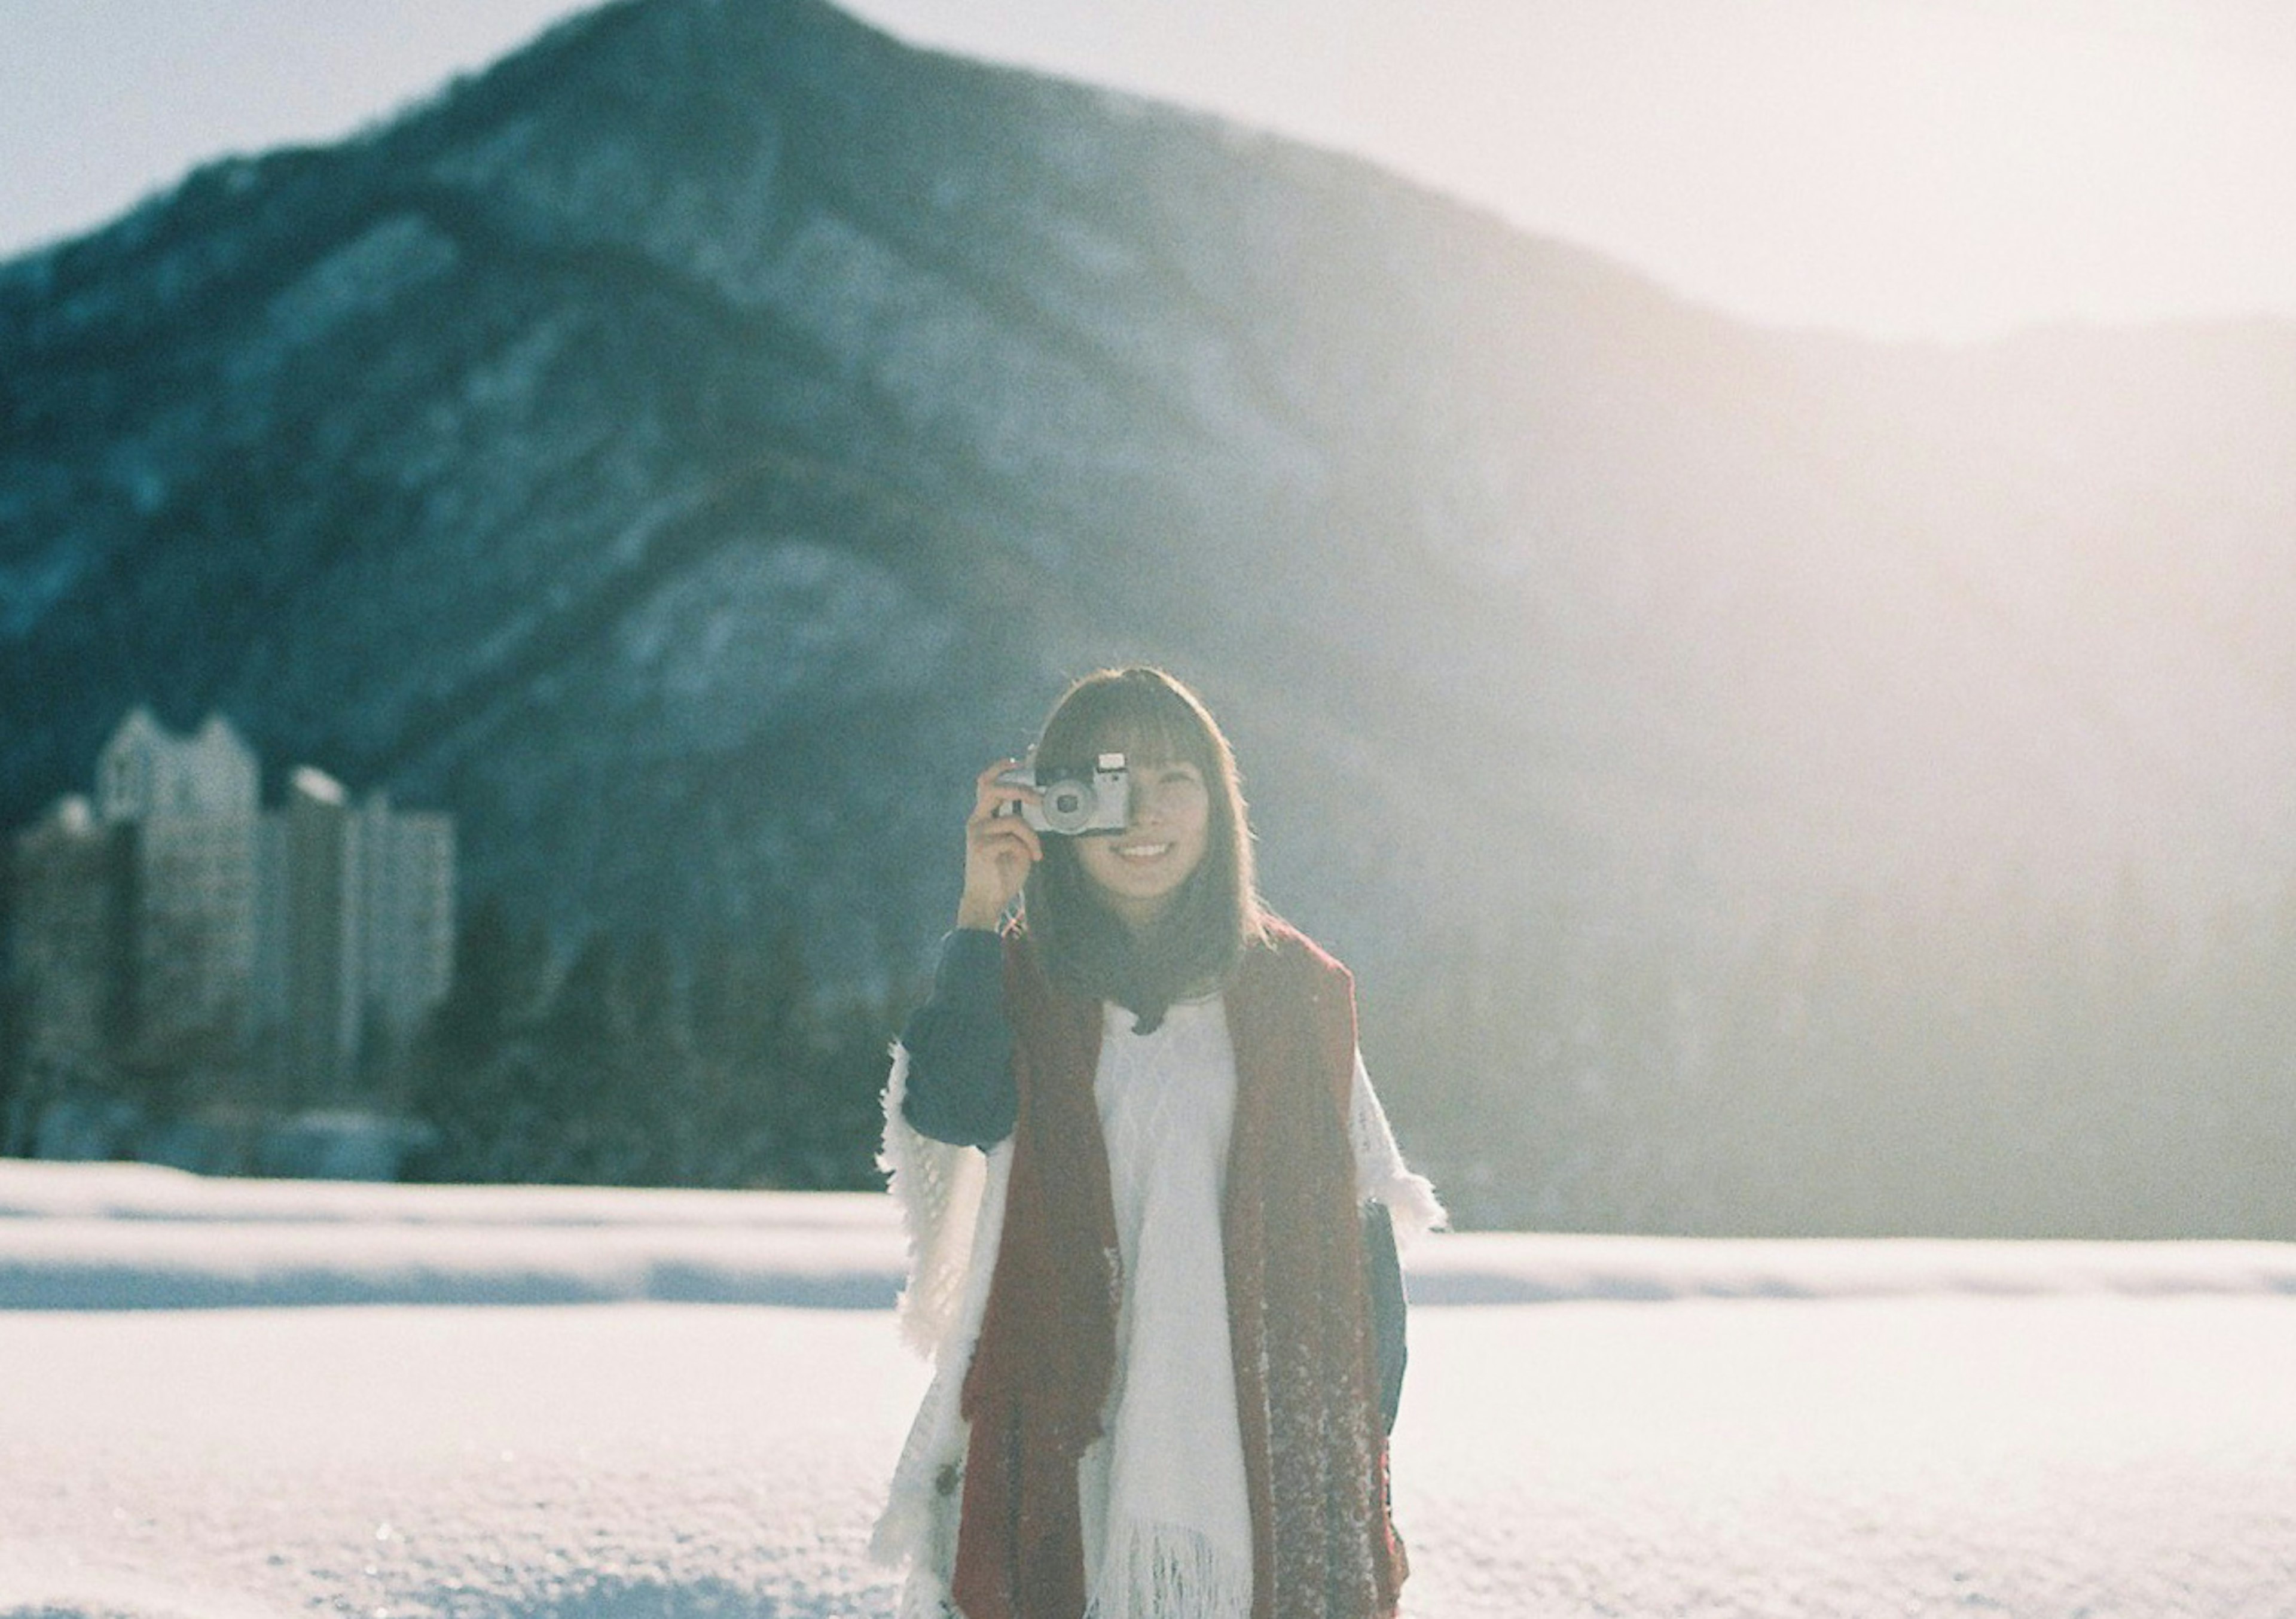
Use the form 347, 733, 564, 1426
955, 758, 1043, 931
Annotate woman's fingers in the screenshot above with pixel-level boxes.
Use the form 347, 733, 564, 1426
956, 758, 1043, 928
969, 759, 1043, 861
968, 805, 1042, 868
971, 757, 1040, 822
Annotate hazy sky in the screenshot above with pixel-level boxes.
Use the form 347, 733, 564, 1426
4, 0, 2293, 340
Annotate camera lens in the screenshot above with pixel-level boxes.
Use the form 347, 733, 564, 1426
1040, 779, 1097, 834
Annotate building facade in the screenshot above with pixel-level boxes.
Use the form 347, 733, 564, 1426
7, 798, 133, 1078
99, 709, 263, 1063
7, 709, 457, 1100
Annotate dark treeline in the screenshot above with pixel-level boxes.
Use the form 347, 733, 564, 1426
1364, 875, 2296, 1236
401, 898, 905, 1189
10, 870, 2294, 1234
0, 888, 908, 1188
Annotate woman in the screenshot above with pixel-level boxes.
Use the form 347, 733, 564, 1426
873, 666, 1443, 1619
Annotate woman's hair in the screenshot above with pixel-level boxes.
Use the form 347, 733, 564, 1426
1021, 666, 1263, 1031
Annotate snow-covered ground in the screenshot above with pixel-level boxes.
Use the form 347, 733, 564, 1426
3, 1159, 2292, 1617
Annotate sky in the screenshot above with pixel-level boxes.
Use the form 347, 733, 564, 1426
2, 0, 2294, 340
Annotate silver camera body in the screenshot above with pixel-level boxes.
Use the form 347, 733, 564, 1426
999, 752, 1130, 836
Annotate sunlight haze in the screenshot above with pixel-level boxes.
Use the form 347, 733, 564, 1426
1, 0, 2292, 339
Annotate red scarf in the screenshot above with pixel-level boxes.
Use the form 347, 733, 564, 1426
952, 917, 1406, 1619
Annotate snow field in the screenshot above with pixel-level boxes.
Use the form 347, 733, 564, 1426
0, 1304, 927, 1619
3, 1161, 2294, 1617
1397, 1296, 2296, 1617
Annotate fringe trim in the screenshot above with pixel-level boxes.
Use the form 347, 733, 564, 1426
878, 1041, 987, 1355
1348, 1050, 1448, 1245
1366, 1166, 1448, 1247
1086, 1521, 1256, 1619
872, 1041, 1014, 1600
890, 1565, 963, 1619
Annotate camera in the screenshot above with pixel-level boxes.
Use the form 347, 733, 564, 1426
998, 752, 1130, 836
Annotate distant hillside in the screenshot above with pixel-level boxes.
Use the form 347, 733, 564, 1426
8, 0, 2294, 959
6, 0, 2296, 1231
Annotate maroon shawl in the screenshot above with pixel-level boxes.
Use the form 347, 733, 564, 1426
952, 917, 1406, 1619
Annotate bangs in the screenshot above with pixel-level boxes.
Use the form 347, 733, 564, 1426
1034, 672, 1216, 778
1021, 664, 1263, 1020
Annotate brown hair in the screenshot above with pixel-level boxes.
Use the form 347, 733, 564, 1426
1021, 666, 1263, 1032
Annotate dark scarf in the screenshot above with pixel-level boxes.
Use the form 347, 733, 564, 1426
952, 917, 1406, 1619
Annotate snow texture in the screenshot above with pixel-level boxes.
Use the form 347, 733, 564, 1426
2, 1159, 2292, 1617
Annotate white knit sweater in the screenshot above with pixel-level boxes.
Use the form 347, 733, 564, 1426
872, 996, 1443, 1619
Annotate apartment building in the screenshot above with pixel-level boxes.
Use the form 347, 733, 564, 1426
8, 709, 456, 1097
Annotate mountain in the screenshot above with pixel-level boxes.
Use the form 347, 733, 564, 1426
6, 0, 2294, 996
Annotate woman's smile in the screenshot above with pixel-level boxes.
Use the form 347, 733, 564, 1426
1077, 760, 1210, 928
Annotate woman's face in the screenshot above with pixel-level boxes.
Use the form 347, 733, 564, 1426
1074, 755, 1211, 931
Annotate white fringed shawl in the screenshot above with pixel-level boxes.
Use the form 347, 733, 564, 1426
872, 1041, 1013, 1619
871, 1029, 1443, 1619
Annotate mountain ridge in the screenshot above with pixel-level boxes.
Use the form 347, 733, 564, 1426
5, 0, 2294, 994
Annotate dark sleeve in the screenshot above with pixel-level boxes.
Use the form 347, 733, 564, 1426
1365, 1200, 1408, 1434
898, 928, 1018, 1148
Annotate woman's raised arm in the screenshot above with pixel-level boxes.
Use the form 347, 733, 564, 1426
898, 759, 1041, 1146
